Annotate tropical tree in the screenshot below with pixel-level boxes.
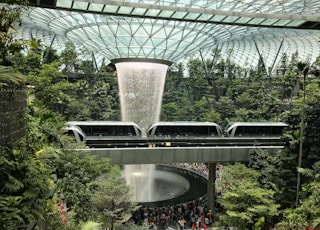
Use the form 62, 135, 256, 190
276, 167, 320, 229
161, 102, 180, 121
14, 40, 43, 75
0, 65, 26, 88
50, 152, 113, 223
91, 174, 139, 230
0, 0, 28, 66
81, 221, 102, 230
216, 163, 280, 229
0, 147, 51, 230
0, 101, 64, 229
60, 41, 78, 74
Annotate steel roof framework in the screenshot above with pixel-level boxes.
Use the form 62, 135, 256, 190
8, 0, 320, 69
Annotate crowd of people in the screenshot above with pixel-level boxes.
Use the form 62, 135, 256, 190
131, 199, 213, 229
129, 163, 224, 230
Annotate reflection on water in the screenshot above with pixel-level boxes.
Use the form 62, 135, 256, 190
122, 169, 190, 203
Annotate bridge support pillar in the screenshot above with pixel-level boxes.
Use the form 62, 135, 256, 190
207, 162, 216, 222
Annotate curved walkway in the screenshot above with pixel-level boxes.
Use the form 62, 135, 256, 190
130, 163, 224, 230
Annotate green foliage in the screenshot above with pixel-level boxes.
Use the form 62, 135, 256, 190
60, 41, 78, 73
0, 0, 29, 66
81, 221, 102, 230
27, 59, 118, 121
78, 60, 95, 74
43, 46, 60, 64
123, 222, 150, 230
217, 163, 280, 229
248, 149, 281, 189
0, 65, 26, 88
0, 147, 51, 229
27, 103, 65, 149
16, 48, 43, 75
53, 152, 114, 222
91, 175, 140, 230
276, 174, 320, 229
161, 102, 180, 121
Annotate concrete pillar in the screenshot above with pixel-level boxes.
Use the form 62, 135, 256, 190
207, 163, 216, 221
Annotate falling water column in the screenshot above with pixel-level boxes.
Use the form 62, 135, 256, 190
113, 58, 171, 134
113, 58, 171, 202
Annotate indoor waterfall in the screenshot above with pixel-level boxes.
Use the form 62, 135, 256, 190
114, 59, 169, 202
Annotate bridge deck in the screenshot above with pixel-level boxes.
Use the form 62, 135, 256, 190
75, 146, 283, 164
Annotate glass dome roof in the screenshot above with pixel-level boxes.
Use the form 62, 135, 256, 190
11, 0, 320, 69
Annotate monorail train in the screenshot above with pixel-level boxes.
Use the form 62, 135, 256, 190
63, 120, 287, 148
63, 121, 143, 147
146, 121, 223, 147
224, 122, 288, 138
147, 121, 223, 138
62, 125, 86, 143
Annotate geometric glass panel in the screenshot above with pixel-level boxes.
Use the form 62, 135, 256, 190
247, 18, 266, 24
56, 0, 72, 8
261, 19, 279, 26
210, 15, 227, 22
118, 6, 134, 14
131, 7, 147, 16
235, 17, 252, 24
197, 14, 214, 21
273, 19, 291, 26
104, 5, 119, 13
223, 16, 239, 23
184, 12, 200, 20
73, 1, 88, 10
88, 3, 104, 12
286, 20, 305, 27
158, 10, 174, 17
145, 9, 161, 16
171, 11, 188, 19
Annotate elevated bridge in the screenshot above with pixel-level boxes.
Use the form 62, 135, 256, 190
75, 144, 284, 165
72, 141, 284, 219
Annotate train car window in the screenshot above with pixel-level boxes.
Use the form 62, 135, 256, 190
209, 126, 219, 136
257, 126, 270, 136
93, 126, 109, 136
117, 126, 135, 136
194, 126, 209, 136
234, 126, 242, 136
179, 126, 194, 136
165, 126, 178, 136
154, 126, 165, 136
117, 126, 124, 135
246, 126, 257, 136
271, 126, 284, 135
235, 126, 256, 136
124, 126, 135, 136
106, 126, 117, 135
79, 125, 91, 135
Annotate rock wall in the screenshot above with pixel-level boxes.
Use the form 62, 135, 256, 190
0, 89, 27, 149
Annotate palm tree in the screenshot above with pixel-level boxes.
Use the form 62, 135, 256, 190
0, 65, 25, 88
0, 0, 28, 66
